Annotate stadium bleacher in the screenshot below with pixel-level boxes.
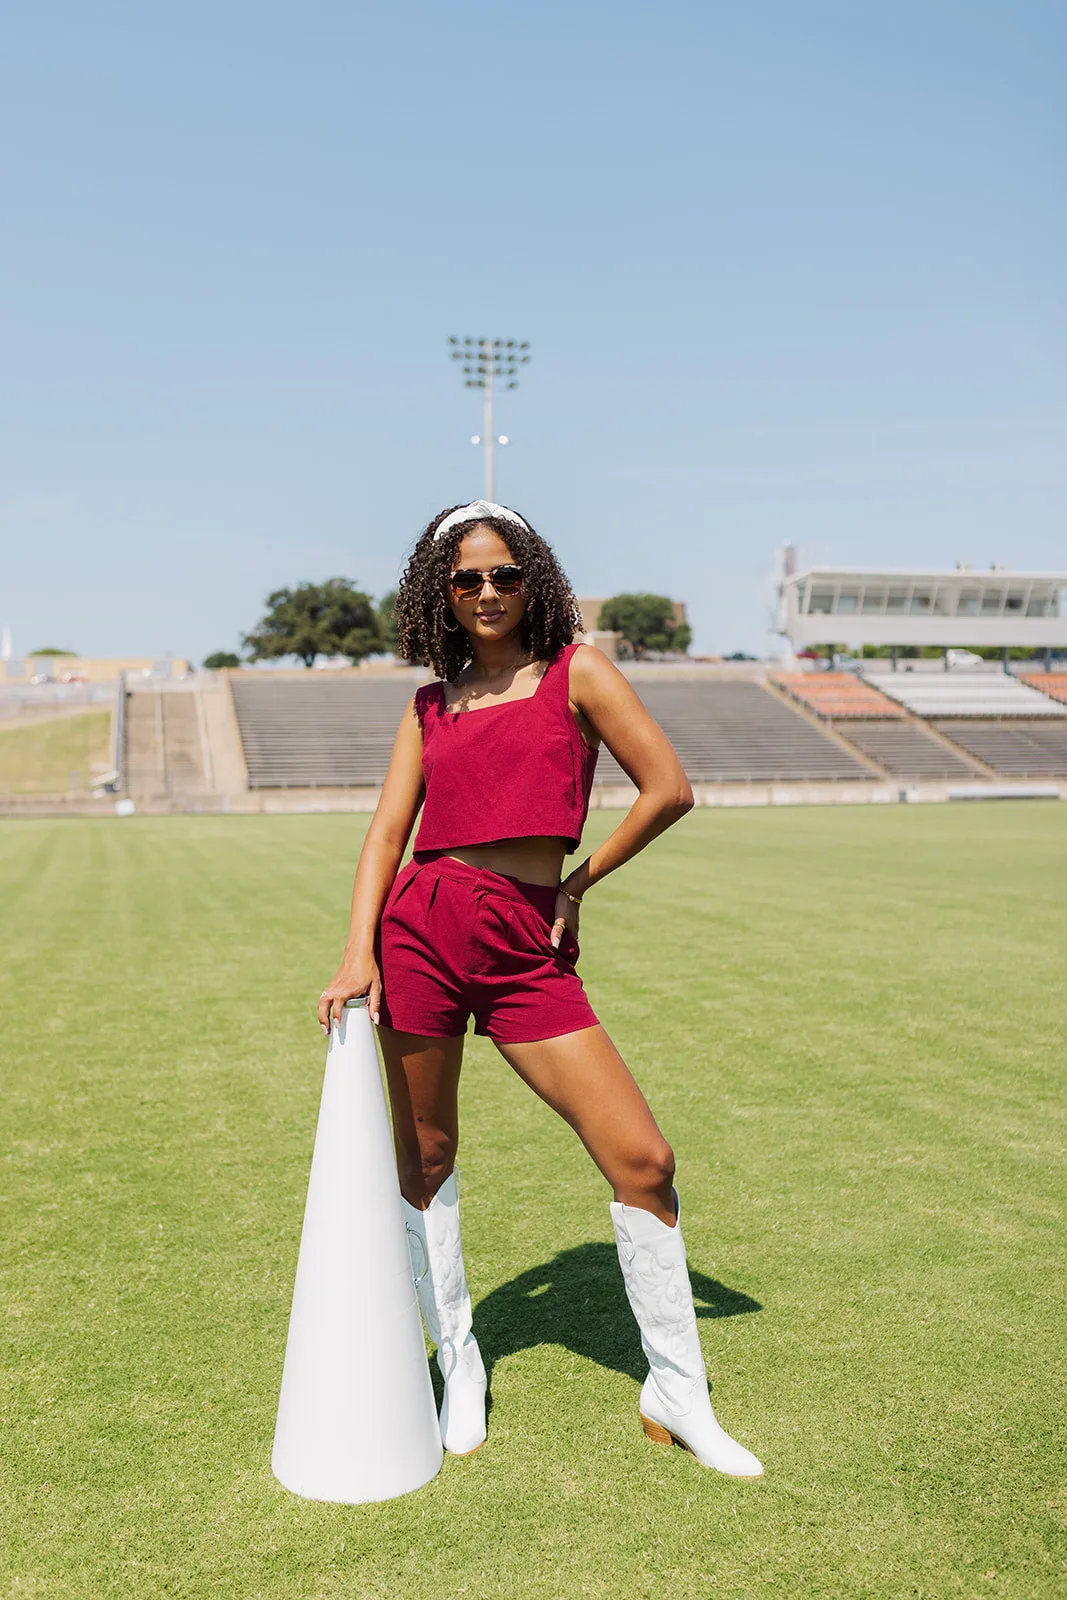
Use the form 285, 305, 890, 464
933, 720, 1067, 778
864, 673, 1067, 719
224, 669, 1067, 795
229, 673, 873, 789
230, 675, 421, 787
840, 722, 979, 779
592, 681, 871, 784
1021, 673, 1067, 708
772, 673, 905, 719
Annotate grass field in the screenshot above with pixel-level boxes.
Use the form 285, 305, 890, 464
0, 709, 111, 794
2, 806, 1065, 1599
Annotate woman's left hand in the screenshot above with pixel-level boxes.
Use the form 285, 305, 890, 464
550, 889, 580, 949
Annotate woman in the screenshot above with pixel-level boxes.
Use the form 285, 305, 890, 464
318, 499, 762, 1479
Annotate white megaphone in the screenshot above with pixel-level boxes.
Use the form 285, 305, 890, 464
272, 998, 443, 1503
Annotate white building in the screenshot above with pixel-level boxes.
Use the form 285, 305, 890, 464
776, 547, 1067, 654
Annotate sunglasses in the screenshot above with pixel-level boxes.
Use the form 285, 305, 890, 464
449, 564, 524, 599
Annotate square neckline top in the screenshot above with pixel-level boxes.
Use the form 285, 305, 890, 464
413, 642, 598, 854
437, 660, 551, 717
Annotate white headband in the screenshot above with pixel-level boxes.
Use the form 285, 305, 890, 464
432, 500, 531, 541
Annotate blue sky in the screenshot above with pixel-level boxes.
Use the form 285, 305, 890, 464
1, 0, 1064, 660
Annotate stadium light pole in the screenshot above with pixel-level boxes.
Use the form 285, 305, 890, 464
448, 338, 531, 500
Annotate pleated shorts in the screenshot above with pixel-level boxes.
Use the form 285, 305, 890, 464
375, 855, 599, 1043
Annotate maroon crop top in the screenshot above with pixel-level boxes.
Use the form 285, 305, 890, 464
412, 642, 598, 856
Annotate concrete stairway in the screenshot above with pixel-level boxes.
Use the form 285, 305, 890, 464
123, 689, 165, 795
124, 684, 215, 802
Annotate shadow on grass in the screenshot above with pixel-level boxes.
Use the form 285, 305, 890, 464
470, 1241, 761, 1389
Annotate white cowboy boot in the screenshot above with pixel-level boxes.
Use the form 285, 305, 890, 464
401, 1169, 487, 1456
610, 1192, 763, 1478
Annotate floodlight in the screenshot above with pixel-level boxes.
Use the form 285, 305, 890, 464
447, 335, 531, 498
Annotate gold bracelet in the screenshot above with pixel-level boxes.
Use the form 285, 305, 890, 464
559, 887, 583, 907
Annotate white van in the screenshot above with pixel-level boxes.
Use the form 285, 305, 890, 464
945, 649, 985, 669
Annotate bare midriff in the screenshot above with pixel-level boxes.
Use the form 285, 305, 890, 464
441, 837, 569, 888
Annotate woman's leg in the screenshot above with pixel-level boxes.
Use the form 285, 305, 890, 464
377, 1027, 465, 1209
494, 1024, 677, 1224
376, 1026, 487, 1454
496, 1024, 763, 1476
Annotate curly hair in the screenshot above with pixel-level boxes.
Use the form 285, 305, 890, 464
394, 505, 584, 682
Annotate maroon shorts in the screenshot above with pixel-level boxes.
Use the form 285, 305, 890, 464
375, 855, 600, 1044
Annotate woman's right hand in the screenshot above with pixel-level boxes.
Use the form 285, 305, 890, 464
317, 954, 382, 1033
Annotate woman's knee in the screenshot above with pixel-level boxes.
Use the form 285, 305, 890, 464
618, 1136, 675, 1199
396, 1128, 458, 1207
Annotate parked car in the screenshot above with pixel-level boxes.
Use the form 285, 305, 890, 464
945, 649, 984, 669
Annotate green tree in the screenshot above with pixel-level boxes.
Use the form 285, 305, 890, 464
597, 594, 691, 658
377, 589, 399, 655
203, 651, 241, 670
242, 579, 382, 668
30, 647, 77, 657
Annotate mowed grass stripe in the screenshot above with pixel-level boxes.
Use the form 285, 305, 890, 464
1, 807, 1064, 1599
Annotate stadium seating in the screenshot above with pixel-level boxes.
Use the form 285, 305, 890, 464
865, 673, 1067, 718
771, 673, 905, 719
592, 681, 871, 784
841, 722, 978, 779
230, 674, 421, 787
1021, 673, 1067, 708
230, 674, 873, 788
932, 720, 1067, 777
228, 671, 1067, 789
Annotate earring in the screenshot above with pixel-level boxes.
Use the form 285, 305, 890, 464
443, 613, 461, 633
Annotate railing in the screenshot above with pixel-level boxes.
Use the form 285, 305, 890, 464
109, 672, 127, 793
0, 682, 114, 718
